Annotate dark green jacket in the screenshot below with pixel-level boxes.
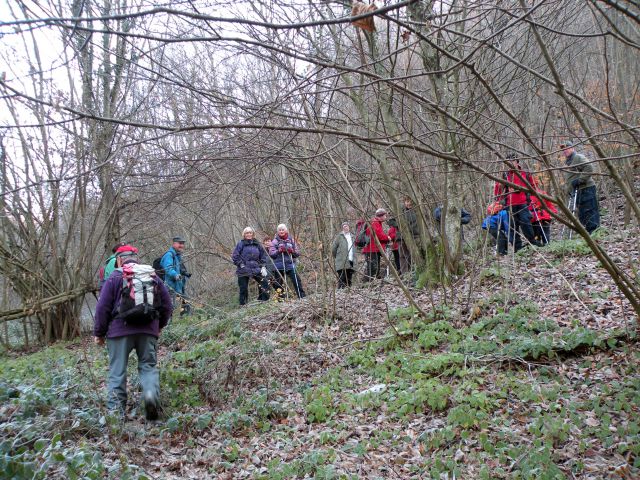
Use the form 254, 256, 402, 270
331, 232, 357, 271
565, 152, 596, 195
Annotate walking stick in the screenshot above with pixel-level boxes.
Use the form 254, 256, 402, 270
280, 252, 290, 300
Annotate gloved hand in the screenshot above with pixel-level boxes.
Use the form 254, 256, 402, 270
278, 245, 286, 253
261, 266, 268, 277
285, 243, 293, 251
571, 178, 584, 189
287, 247, 294, 253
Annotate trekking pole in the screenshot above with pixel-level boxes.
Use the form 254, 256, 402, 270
287, 251, 303, 298
280, 252, 290, 299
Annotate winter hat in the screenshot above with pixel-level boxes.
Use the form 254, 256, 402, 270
560, 141, 574, 149
116, 245, 139, 264
341, 221, 350, 228
111, 241, 127, 253
115, 244, 138, 255
375, 208, 387, 217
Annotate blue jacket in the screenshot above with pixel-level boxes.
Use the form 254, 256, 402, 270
161, 247, 184, 294
482, 210, 509, 232
231, 239, 268, 277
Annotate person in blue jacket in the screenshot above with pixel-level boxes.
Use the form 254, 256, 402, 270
161, 236, 186, 305
482, 203, 510, 256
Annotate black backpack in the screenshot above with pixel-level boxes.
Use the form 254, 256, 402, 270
354, 220, 370, 248
152, 256, 165, 281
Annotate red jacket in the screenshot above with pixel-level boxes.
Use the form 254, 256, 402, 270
362, 219, 390, 253
529, 191, 558, 223
494, 168, 536, 207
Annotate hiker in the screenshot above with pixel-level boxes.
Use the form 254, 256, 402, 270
561, 141, 600, 234
331, 222, 357, 288
494, 153, 543, 252
160, 236, 186, 306
397, 197, 420, 273
482, 202, 510, 255
94, 247, 173, 420
269, 224, 306, 299
529, 189, 558, 245
98, 242, 128, 293
386, 217, 401, 273
434, 205, 472, 234
231, 227, 269, 305
362, 208, 391, 281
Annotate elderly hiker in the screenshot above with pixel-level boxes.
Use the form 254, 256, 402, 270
231, 227, 269, 305
561, 141, 600, 234
160, 236, 186, 306
269, 224, 306, 299
362, 208, 391, 281
331, 222, 357, 288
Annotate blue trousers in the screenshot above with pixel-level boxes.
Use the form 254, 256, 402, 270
106, 334, 159, 412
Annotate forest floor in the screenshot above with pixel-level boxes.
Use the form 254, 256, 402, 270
1, 227, 639, 479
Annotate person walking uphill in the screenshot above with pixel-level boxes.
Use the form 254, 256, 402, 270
94, 247, 173, 420
494, 153, 543, 252
362, 208, 391, 281
231, 227, 269, 305
561, 141, 600, 234
269, 224, 306, 299
331, 222, 357, 288
161, 236, 186, 306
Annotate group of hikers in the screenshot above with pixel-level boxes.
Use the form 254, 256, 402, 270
92, 140, 600, 420
483, 143, 600, 254
231, 224, 306, 306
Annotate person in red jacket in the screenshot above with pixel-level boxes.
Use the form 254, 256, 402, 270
494, 153, 544, 252
362, 208, 391, 281
387, 217, 401, 273
529, 190, 558, 245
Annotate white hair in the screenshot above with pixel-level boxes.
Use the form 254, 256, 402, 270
242, 226, 255, 235
277, 223, 288, 232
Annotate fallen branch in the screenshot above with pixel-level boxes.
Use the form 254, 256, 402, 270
0, 286, 93, 323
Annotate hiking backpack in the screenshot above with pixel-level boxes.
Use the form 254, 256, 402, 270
118, 264, 161, 325
152, 256, 165, 281
354, 220, 370, 248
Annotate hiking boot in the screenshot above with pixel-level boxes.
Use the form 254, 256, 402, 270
144, 391, 159, 421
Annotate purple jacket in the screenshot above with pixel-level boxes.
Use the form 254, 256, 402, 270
269, 234, 300, 271
231, 239, 268, 276
94, 268, 173, 339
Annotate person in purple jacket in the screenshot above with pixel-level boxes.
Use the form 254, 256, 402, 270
94, 248, 173, 420
231, 227, 269, 305
269, 224, 306, 300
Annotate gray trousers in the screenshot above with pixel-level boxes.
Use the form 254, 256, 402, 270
106, 334, 159, 412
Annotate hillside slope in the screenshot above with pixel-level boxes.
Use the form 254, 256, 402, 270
1, 230, 639, 479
